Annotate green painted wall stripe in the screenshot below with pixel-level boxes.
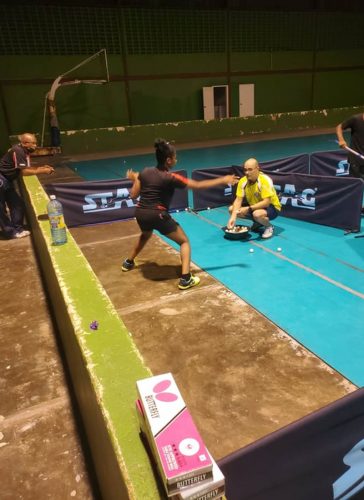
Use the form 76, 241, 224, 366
22, 175, 161, 500
28, 106, 361, 156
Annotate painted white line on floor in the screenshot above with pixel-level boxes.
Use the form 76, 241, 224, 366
2, 396, 68, 427
118, 283, 219, 315
76, 233, 140, 247
188, 210, 364, 300
252, 242, 364, 300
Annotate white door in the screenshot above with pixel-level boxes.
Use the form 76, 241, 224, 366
239, 84, 254, 117
203, 86, 214, 120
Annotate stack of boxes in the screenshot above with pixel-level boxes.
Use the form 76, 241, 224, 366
136, 373, 225, 500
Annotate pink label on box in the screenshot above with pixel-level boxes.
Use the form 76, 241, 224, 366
155, 408, 211, 479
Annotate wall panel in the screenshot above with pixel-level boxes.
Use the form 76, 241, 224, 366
1, 6, 364, 151
129, 77, 228, 124
312, 70, 364, 109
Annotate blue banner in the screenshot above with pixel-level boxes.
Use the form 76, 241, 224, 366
260, 153, 309, 174
218, 389, 364, 500
192, 167, 363, 231
268, 171, 363, 231
192, 155, 309, 211
310, 150, 350, 177
46, 171, 189, 227
233, 154, 309, 176
192, 166, 239, 210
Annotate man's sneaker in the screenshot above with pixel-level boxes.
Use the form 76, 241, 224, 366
250, 222, 263, 233
121, 259, 135, 272
262, 225, 274, 239
178, 274, 200, 290
14, 230, 30, 239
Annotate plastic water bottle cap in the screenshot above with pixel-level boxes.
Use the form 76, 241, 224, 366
50, 194, 56, 200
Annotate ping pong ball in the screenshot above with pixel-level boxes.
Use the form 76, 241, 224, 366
249, 248, 254, 253
207, 207, 211, 210
277, 247, 282, 252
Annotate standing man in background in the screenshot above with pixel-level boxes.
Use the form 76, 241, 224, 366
0, 132, 54, 239
336, 113, 364, 214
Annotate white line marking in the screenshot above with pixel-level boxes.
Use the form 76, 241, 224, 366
252, 242, 364, 300
188, 210, 364, 300
118, 284, 218, 315
76, 233, 140, 247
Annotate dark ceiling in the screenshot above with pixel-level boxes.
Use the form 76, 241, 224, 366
1, 0, 364, 11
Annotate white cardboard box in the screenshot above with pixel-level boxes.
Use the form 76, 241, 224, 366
136, 373, 215, 496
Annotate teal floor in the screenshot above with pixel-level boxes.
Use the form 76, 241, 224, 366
166, 209, 364, 387
71, 132, 364, 386
71, 132, 342, 180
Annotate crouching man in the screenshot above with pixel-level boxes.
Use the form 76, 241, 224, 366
227, 158, 281, 239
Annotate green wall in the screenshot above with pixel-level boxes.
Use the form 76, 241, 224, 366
1, 6, 364, 153
6, 106, 353, 156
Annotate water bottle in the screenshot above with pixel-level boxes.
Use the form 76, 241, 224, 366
47, 195, 67, 245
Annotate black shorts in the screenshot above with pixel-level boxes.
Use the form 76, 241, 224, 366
265, 205, 279, 221
135, 207, 178, 235
241, 204, 279, 221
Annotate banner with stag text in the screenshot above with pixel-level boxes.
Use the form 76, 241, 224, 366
267, 171, 363, 231
310, 150, 350, 177
191, 154, 309, 211
46, 171, 189, 227
192, 167, 363, 231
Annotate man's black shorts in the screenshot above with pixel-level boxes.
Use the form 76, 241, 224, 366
135, 207, 178, 235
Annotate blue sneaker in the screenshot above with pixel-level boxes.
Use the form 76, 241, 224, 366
122, 259, 135, 272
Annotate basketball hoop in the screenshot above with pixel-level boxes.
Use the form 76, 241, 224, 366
40, 49, 110, 149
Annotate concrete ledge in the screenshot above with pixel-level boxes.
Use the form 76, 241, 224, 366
21, 175, 161, 500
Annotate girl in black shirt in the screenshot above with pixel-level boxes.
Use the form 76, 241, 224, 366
122, 139, 238, 290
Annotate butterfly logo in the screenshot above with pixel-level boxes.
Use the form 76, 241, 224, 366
153, 379, 178, 402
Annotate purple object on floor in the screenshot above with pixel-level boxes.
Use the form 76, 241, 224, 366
90, 320, 99, 330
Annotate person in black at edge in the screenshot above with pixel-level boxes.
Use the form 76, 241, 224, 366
122, 138, 239, 290
336, 114, 364, 213
0, 132, 54, 239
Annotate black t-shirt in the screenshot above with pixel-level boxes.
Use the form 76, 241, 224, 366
341, 113, 364, 165
138, 166, 188, 210
0, 144, 30, 180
